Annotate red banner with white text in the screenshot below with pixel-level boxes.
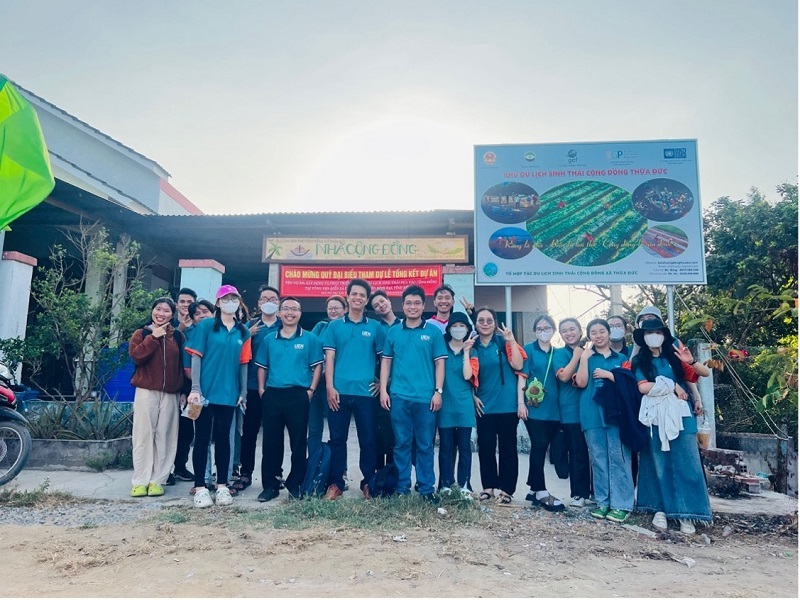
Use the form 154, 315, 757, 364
280, 264, 442, 297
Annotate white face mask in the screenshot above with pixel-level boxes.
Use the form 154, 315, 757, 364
609, 327, 625, 342
450, 326, 468, 341
536, 330, 554, 343
644, 333, 664, 349
220, 300, 240, 315
260, 301, 279, 316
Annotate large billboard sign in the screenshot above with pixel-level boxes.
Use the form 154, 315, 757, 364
264, 236, 468, 263
474, 140, 706, 285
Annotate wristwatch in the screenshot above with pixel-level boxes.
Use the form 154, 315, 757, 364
435, 387, 443, 394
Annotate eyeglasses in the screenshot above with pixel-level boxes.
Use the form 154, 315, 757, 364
261, 296, 279, 303
280, 306, 301, 313
535, 327, 554, 333
403, 301, 424, 307
476, 319, 494, 325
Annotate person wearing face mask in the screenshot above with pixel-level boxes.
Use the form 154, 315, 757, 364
555, 318, 592, 508
185, 285, 252, 508
128, 298, 185, 498
436, 312, 479, 497
519, 315, 565, 512
575, 319, 634, 523
233, 285, 283, 496
607, 315, 629, 357
632, 319, 712, 534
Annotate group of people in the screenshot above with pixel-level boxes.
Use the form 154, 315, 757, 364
127, 281, 713, 534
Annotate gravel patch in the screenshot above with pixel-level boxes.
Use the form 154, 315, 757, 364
0, 498, 188, 528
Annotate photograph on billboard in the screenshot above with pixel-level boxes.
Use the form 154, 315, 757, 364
474, 140, 706, 285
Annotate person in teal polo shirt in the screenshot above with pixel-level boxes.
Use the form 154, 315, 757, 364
368, 289, 401, 471
235, 285, 283, 496
322, 279, 386, 500
186, 285, 252, 509
519, 314, 564, 512
472, 307, 525, 504
380, 285, 448, 503
575, 318, 633, 523
555, 317, 591, 508
255, 296, 323, 501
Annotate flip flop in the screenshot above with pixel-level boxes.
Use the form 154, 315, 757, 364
531, 493, 565, 512
479, 491, 494, 502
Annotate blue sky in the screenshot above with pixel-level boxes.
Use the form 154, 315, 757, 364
2, 0, 797, 215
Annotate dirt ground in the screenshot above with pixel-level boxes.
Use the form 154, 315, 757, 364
1, 504, 796, 598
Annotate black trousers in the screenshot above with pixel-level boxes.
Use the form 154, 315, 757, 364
174, 414, 194, 470
524, 418, 560, 492
476, 412, 519, 496
562, 422, 591, 499
261, 386, 309, 496
375, 397, 395, 470
240, 388, 263, 478
192, 404, 235, 487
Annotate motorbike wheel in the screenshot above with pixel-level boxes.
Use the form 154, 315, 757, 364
0, 421, 32, 486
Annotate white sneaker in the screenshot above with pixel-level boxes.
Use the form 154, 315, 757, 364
194, 488, 213, 508
215, 486, 233, 506
679, 519, 696, 535
460, 487, 474, 500
652, 511, 668, 531
570, 496, 585, 508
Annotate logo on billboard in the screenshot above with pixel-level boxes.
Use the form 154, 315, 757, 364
663, 148, 687, 159
566, 149, 578, 164
483, 151, 497, 165
605, 149, 638, 163
482, 263, 498, 278
523, 151, 536, 162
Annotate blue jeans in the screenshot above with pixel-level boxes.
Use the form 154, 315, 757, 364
391, 396, 436, 495
584, 426, 634, 511
327, 394, 376, 491
437, 426, 472, 490
204, 412, 238, 485
636, 426, 712, 521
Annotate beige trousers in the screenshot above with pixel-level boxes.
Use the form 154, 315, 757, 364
132, 388, 179, 486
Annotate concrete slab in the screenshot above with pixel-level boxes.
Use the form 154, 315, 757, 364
8, 423, 798, 516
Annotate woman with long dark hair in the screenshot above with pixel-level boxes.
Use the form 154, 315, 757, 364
632, 319, 711, 534
128, 297, 184, 497
519, 314, 564, 511
186, 285, 252, 508
575, 318, 634, 522
472, 307, 525, 504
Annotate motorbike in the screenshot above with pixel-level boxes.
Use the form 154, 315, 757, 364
0, 363, 32, 486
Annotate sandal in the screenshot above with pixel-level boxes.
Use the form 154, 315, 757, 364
479, 491, 494, 502
229, 476, 251, 496
496, 492, 513, 505
531, 493, 565, 512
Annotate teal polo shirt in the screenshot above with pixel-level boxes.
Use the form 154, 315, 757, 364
521, 341, 561, 422
634, 356, 697, 434
383, 320, 448, 403
182, 323, 197, 369
377, 316, 402, 330
247, 317, 282, 390
474, 335, 519, 414
185, 318, 252, 407
321, 314, 386, 397
555, 347, 581, 424
579, 348, 626, 431
255, 328, 324, 389
438, 345, 476, 429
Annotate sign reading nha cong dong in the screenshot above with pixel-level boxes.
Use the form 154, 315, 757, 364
263, 236, 469, 263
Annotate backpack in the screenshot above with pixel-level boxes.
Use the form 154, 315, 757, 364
301, 441, 332, 498
368, 463, 399, 498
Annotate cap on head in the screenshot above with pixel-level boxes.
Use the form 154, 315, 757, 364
636, 305, 663, 324
216, 284, 240, 300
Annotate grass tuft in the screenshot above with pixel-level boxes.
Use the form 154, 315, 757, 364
0, 479, 76, 508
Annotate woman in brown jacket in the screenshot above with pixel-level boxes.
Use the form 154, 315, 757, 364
128, 297, 185, 497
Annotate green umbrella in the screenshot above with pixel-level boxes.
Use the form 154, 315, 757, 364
0, 75, 55, 230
